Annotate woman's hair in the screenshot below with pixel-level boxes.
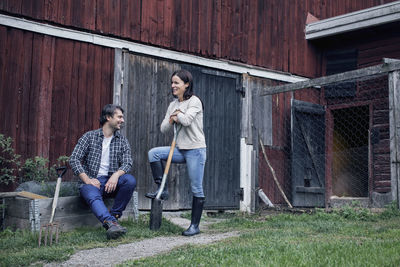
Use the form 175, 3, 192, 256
171, 69, 193, 100
99, 104, 124, 126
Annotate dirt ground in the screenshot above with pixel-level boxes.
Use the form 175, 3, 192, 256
44, 213, 239, 267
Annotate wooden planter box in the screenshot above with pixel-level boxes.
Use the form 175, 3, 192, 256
3, 192, 139, 232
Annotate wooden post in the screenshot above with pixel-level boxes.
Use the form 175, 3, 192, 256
259, 136, 293, 209
388, 69, 400, 209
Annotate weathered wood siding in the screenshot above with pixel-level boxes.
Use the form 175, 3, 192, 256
122, 53, 242, 210
0, 0, 397, 78
0, 26, 114, 182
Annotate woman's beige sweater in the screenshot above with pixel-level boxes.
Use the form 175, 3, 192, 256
160, 95, 206, 149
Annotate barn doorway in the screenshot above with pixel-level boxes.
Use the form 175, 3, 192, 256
332, 106, 369, 197
120, 53, 242, 210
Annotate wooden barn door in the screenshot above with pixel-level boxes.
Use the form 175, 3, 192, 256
182, 66, 242, 209
121, 53, 241, 210
291, 99, 326, 207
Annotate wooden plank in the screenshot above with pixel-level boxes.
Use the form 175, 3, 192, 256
36, 35, 55, 159
91, 45, 102, 130
388, 70, 400, 205
140, 0, 154, 44
95, 0, 107, 34
0, 191, 48, 199
4, 197, 31, 218
109, 0, 120, 36
8, 28, 24, 149
0, 26, 7, 135
259, 61, 400, 96
163, 0, 174, 47
50, 39, 73, 161
210, 0, 221, 57
44, 0, 59, 22
4, 195, 137, 231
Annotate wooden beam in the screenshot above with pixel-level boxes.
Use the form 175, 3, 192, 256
0, 191, 48, 199
306, 1, 400, 40
259, 60, 400, 96
389, 69, 400, 208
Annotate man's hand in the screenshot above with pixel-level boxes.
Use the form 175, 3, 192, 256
79, 173, 100, 189
105, 172, 121, 193
88, 178, 101, 189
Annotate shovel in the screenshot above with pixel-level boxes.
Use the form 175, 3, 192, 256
150, 124, 180, 230
38, 166, 67, 247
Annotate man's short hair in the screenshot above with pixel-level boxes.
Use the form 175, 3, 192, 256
99, 104, 124, 126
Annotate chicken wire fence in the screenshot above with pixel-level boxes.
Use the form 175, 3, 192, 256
254, 66, 399, 208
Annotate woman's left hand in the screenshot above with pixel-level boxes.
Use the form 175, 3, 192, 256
169, 109, 181, 124
169, 115, 179, 124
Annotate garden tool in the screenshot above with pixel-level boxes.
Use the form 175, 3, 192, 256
150, 124, 181, 230
38, 166, 67, 247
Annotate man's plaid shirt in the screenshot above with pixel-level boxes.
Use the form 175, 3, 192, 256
69, 128, 132, 179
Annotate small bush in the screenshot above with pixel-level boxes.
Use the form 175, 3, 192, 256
0, 134, 21, 185
20, 156, 53, 183
1, 133, 69, 186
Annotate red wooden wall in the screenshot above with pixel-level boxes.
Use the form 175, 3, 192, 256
0, 26, 114, 185
0, 0, 397, 78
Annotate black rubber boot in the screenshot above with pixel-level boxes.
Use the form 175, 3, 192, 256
145, 161, 169, 200
103, 220, 127, 240
182, 196, 205, 236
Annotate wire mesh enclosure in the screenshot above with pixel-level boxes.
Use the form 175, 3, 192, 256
255, 61, 400, 208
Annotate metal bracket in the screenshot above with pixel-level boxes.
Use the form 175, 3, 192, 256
236, 86, 246, 97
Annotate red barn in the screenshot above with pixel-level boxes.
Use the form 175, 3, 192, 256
0, 0, 399, 211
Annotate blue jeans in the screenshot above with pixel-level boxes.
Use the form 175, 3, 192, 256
148, 147, 207, 197
80, 174, 136, 223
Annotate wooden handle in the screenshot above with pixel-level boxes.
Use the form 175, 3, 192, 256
49, 177, 62, 223
155, 124, 180, 200
163, 139, 176, 175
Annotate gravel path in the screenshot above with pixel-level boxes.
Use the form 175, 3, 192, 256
44, 215, 239, 267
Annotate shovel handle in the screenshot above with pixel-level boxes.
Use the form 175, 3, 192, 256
163, 139, 176, 175
56, 166, 67, 178
156, 124, 180, 200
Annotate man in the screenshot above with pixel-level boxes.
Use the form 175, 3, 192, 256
69, 104, 136, 239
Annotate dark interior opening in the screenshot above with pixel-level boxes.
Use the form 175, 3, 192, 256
332, 106, 369, 197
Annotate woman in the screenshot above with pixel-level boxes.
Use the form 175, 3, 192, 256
145, 69, 207, 236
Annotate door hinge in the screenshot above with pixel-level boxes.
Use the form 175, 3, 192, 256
238, 187, 244, 201
236, 86, 245, 97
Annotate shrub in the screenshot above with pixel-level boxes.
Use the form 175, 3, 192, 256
1, 133, 69, 185
0, 134, 21, 185
20, 156, 52, 183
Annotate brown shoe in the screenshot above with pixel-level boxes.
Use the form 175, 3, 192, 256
103, 220, 127, 240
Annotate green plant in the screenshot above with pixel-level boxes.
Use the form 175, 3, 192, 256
379, 201, 400, 219
20, 155, 69, 184
331, 204, 375, 221
0, 134, 21, 185
20, 156, 53, 183
55, 155, 69, 167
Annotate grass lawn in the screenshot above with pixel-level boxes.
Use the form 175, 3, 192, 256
0, 216, 183, 267
1, 203, 400, 266
126, 204, 400, 266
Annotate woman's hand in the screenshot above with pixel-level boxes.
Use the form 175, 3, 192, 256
169, 109, 181, 124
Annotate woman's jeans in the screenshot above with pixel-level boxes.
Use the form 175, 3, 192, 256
148, 147, 206, 197
80, 174, 136, 223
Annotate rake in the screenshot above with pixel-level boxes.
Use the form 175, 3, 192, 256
38, 166, 67, 247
